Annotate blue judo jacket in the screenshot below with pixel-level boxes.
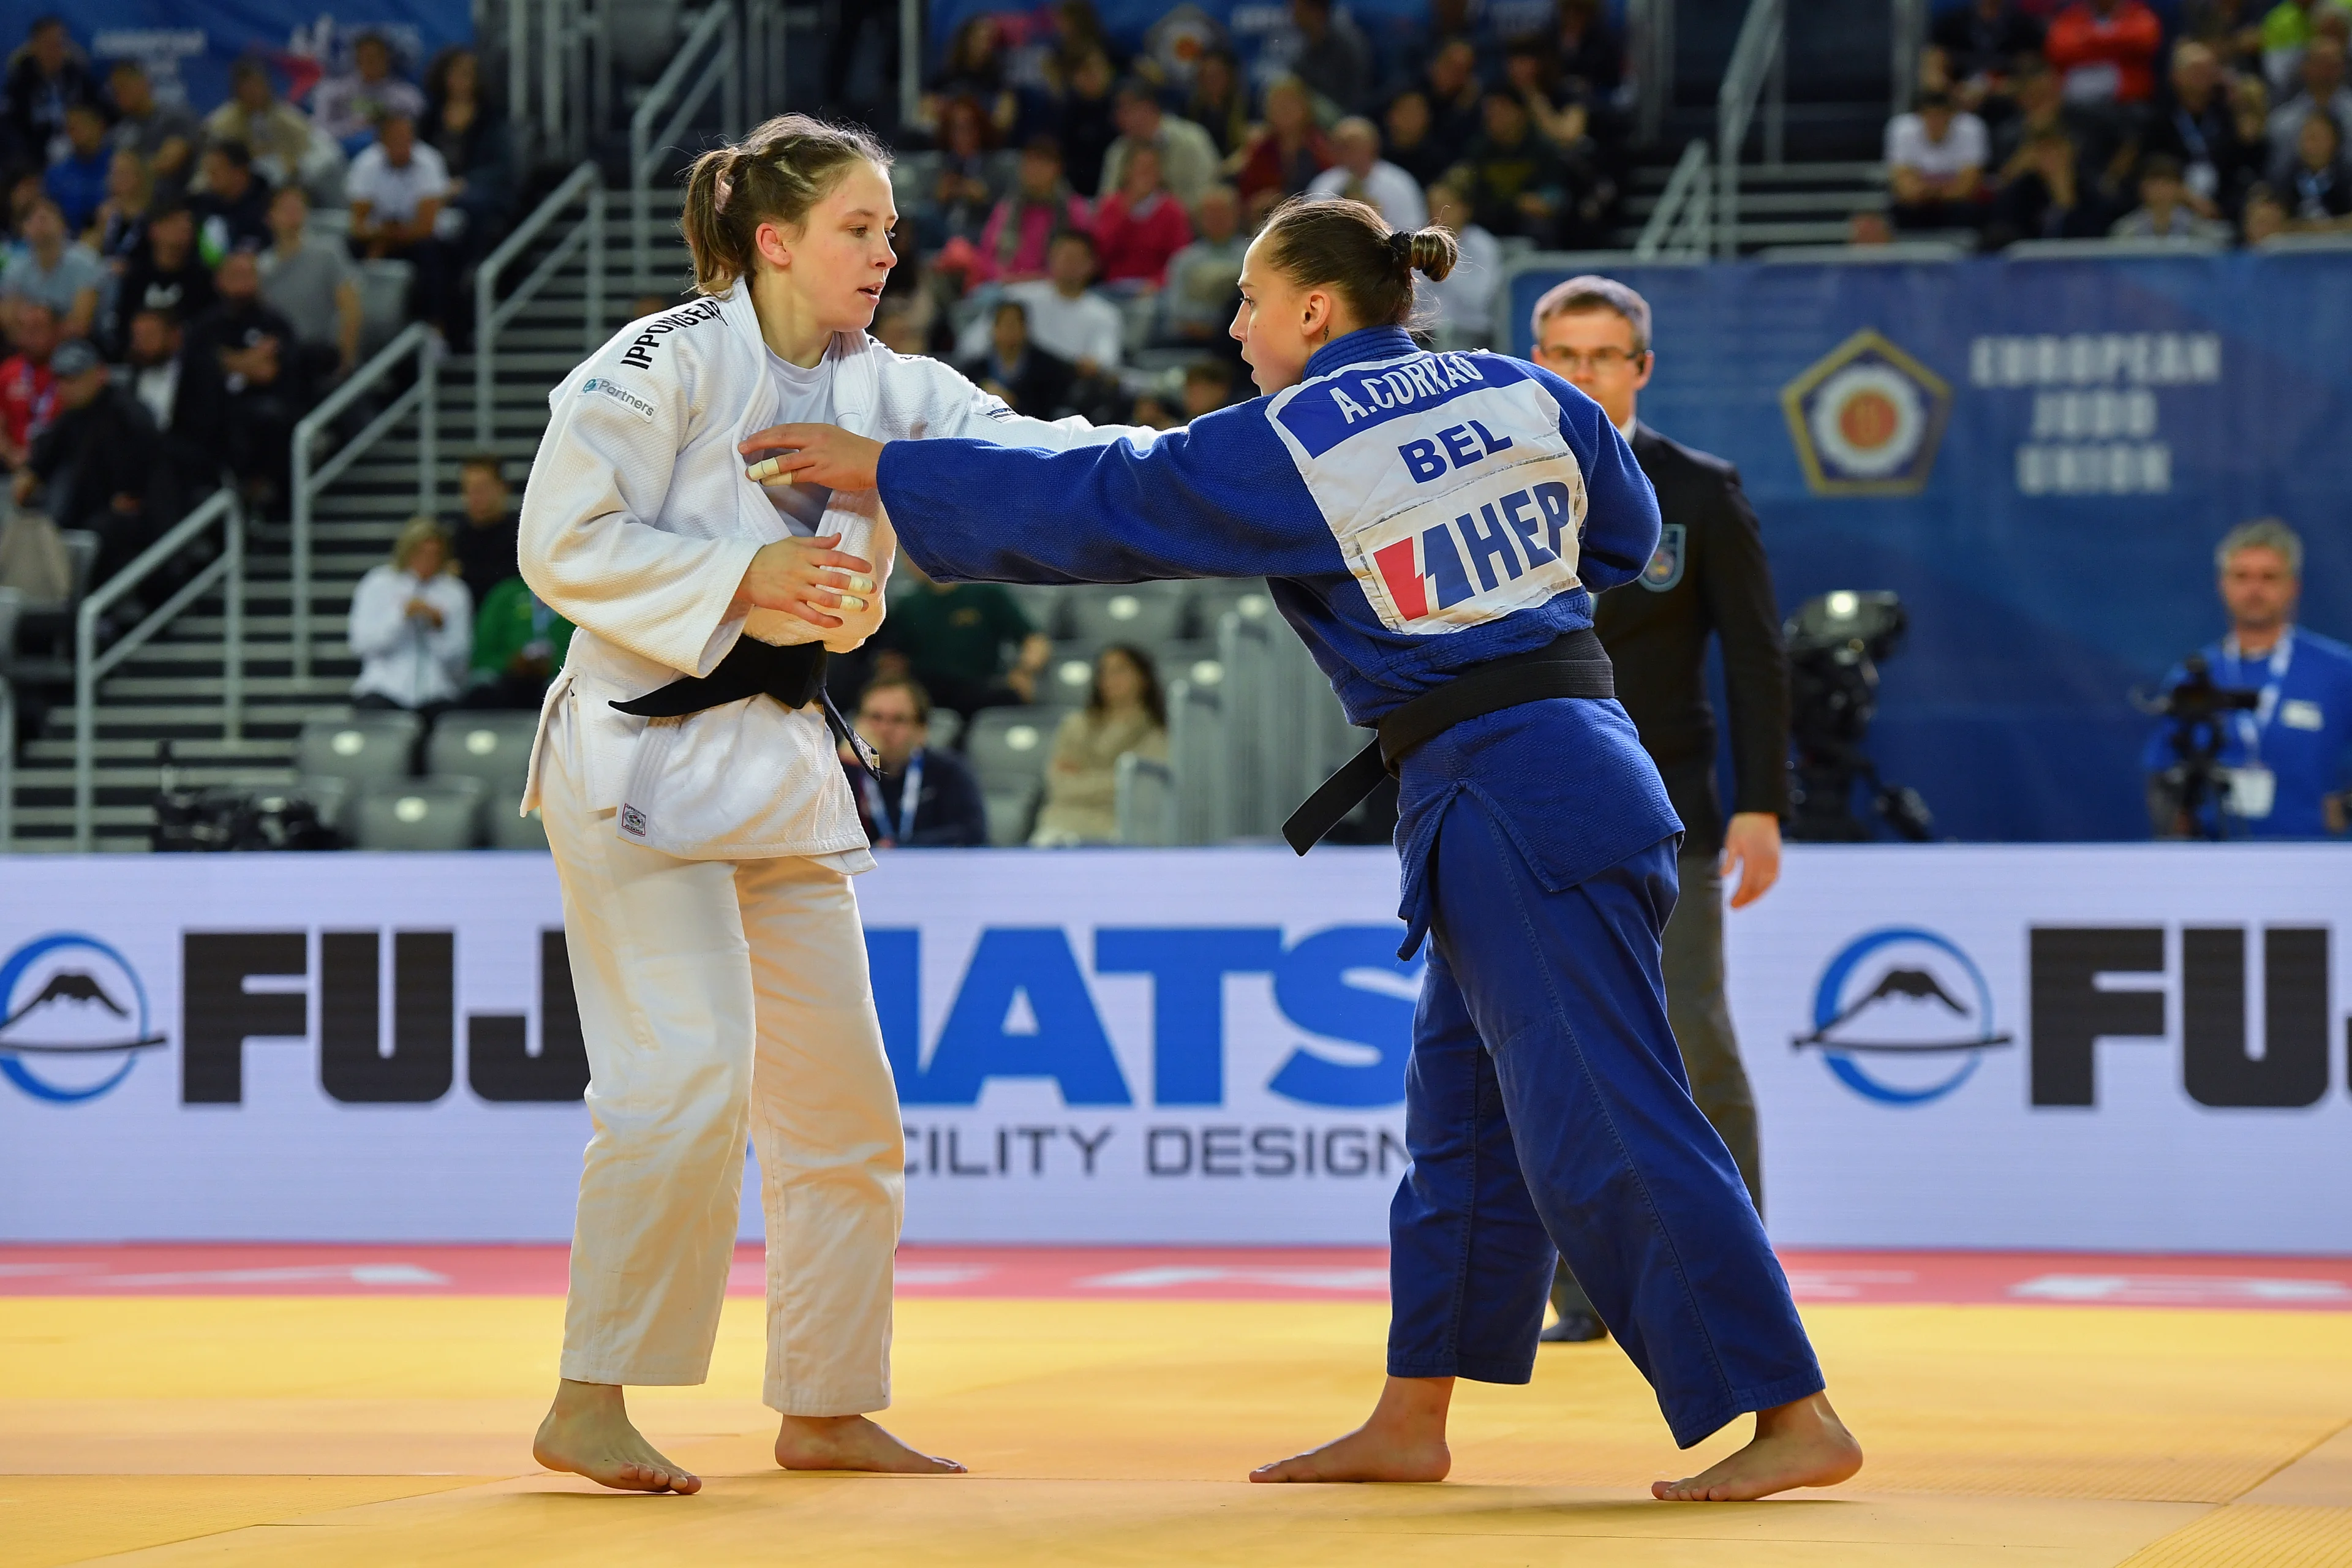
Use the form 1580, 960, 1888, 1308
876, 325, 1684, 951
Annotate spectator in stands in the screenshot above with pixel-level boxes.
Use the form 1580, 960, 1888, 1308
4, 16, 98, 164
459, 575, 571, 710
968, 228, 1125, 375
2242, 178, 2293, 237
204, 59, 319, 196
845, 676, 989, 848
2267, 36, 2352, 163
2260, 0, 2350, 94
1030, 644, 1167, 845
1284, 0, 1377, 116
1180, 356, 1236, 418
259, 184, 360, 383
965, 298, 1076, 415
1931, 0, 2048, 119
1185, 49, 1252, 160
105, 59, 197, 199
349, 515, 471, 715
311, 32, 425, 157
2147, 42, 2258, 216
1849, 210, 1897, 244
346, 110, 452, 339
123, 305, 205, 491
1457, 88, 1571, 243
1423, 179, 1501, 345
1235, 77, 1335, 221
45, 102, 112, 236
1554, 0, 1627, 107
2046, 0, 2165, 107
1886, 90, 1990, 229
2182, 0, 2266, 75
1989, 126, 2111, 241
2111, 153, 2237, 237
188, 249, 307, 513
1157, 183, 1248, 344
421, 46, 512, 252
1420, 39, 1488, 171
971, 137, 1090, 286
2278, 108, 2352, 219
1100, 79, 1217, 207
1502, 42, 1593, 156
1308, 116, 1430, 229
89, 149, 152, 273
0, 300, 58, 472
1383, 90, 1458, 190
14, 339, 168, 587
191, 140, 272, 266
2, 197, 99, 340
1054, 48, 1120, 198
917, 96, 1008, 254
2145, 518, 2352, 839
927, 15, 1019, 141
876, 558, 1051, 723
111, 202, 212, 356
1092, 143, 1193, 288
446, 451, 518, 608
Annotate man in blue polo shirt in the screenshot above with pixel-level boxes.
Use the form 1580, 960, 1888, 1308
2145, 519, 2352, 839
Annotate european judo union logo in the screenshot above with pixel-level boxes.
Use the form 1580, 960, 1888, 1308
0, 933, 167, 1103
1780, 330, 1952, 497
1793, 928, 2013, 1105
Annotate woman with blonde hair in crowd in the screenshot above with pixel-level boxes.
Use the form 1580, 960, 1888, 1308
349, 515, 472, 715
1030, 643, 1169, 844
514, 112, 1152, 1496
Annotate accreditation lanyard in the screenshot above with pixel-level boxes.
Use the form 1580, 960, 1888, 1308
861, 750, 923, 843
2220, 629, 2294, 765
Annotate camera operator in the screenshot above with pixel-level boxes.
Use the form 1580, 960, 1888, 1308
2144, 519, 2352, 839
1529, 276, 1789, 1343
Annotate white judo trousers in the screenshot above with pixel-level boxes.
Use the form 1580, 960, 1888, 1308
538, 697, 904, 1416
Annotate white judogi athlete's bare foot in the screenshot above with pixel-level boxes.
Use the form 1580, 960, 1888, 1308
533, 1380, 702, 1494
775, 1414, 967, 1474
1251, 1375, 1453, 1483
1651, 1393, 1863, 1501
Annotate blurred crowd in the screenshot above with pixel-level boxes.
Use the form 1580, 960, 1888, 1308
873, 0, 1635, 424
0, 13, 521, 618
1877, 0, 2352, 247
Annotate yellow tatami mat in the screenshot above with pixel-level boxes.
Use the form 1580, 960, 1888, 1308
5, 1295, 2351, 1565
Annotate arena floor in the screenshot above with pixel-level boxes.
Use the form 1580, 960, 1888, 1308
7, 1246, 2352, 1566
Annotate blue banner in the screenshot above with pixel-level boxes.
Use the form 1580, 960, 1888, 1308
1507, 252, 2352, 842
0, 0, 470, 118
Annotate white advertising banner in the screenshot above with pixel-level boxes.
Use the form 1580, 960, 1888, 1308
2, 844, 2348, 1251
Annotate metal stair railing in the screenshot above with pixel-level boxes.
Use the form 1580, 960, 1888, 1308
1891, 0, 1930, 118
290, 322, 440, 681
475, 160, 609, 445
1716, 0, 1787, 258
1636, 138, 1714, 258
631, 1, 739, 288
72, 486, 244, 850
1625, 0, 1676, 148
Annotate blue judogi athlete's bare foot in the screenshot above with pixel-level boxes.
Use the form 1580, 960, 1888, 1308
1652, 1393, 1863, 1501
533, 1379, 702, 1494
1251, 1376, 1453, 1483
776, 1414, 967, 1474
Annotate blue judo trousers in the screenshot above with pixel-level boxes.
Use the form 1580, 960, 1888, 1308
872, 325, 1826, 1450
1390, 761, 1822, 1447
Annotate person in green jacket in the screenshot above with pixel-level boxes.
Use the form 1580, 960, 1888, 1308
459, 575, 574, 709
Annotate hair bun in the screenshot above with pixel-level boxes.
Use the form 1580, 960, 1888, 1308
1386, 229, 1414, 269
1406, 227, 1460, 283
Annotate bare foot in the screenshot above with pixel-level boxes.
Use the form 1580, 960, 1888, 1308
1652, 1392, 1863, 1501
533, 1379, 702, 1494
775, 1414, 966, 1474
1252, 1374, 1453, 1483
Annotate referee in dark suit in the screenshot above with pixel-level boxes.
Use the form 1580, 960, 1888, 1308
1529, 276, 1790, 1343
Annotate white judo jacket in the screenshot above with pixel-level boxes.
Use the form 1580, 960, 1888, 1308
518, 284, 1142, 860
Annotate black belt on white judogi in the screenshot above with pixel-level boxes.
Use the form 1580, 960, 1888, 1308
611, 636, 883, 779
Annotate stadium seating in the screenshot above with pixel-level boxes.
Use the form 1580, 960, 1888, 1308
350, 776, 486, 851
295, 712, 421, 827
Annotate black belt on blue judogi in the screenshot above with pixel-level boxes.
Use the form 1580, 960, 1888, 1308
611, 636, 883, 779
1281, 627, 1617, 856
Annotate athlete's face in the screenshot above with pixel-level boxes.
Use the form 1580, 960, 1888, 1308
1231, 233, 1344, 394
757, 159, 899, 333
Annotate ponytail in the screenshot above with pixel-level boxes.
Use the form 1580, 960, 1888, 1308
1257, 195, 1458, 331
679, 114, 893, 295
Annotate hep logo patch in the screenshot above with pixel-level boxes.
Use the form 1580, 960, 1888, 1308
1370, 483, 1577, 623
